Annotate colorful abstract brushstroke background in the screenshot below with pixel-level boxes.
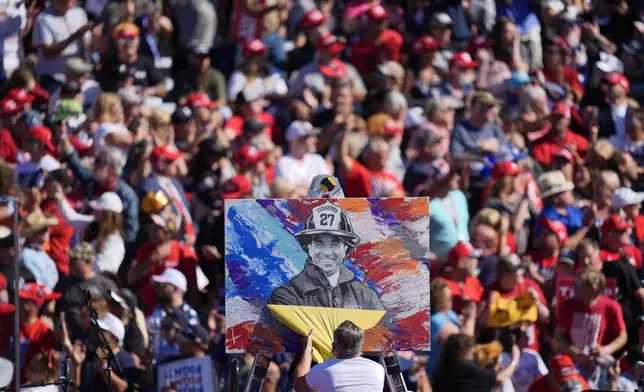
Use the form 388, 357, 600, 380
225, 198, 431, 353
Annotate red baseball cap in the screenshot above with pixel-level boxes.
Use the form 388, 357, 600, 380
300, 9, 326, 29
601, 214, 632, 237
492, 161, 523, 179
550, 101, 571, 118
449, 52, 479, 68
29, 125, 56, 151
151, 144, 182, 162
319, 58, 348, 79
604, 72, 630, 93
7, 88, 34, 106
186, 92, 218, 110
554, 148, 574, 163
19, 283, 61, 305
549, 355, 578, 382
367, 5, 390, 22
542, 218, 568, 246
316, 34, 345, 53
243, 39, 268, 57
237, 145, 268, 167
467, 36, 494, 53
0, 99, 20, 115
222, 175, 253, 199
412, 35, 441, 54
448, 241, 475, 264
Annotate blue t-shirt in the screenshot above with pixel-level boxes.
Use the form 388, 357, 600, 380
429, 190, 470, 258
537, 205, 584, 236
20, 247, 58, 290
427, 310, 460, 377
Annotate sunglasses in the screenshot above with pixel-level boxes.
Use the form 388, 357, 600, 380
117, 37, 137, 45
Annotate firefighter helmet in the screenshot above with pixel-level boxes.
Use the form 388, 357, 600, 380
295, 201, 360, 249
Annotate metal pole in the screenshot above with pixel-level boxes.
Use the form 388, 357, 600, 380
12, 198, 19, 392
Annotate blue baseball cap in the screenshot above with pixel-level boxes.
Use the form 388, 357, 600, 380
507, 71, 531, 89
19, 110, 43, 129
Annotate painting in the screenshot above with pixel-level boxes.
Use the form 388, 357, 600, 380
225, 198, 431, 356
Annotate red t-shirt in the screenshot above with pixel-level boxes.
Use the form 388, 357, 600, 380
41, 199, 74, 275
485, 278, 547, 351
527, 374, 589, 392
344, 160, 404, 198
132, 241, 199, 311
543, 67, 584, 98
526, 250, 558, 285
531, 130, 588, 167
350, 30, 403, 75
557, 296, 626, 353
443, 276, 483, 314
225, 112, 275, 139
599, 244, 642, 269
0, 129, 18, 163
0, 315, 55, 379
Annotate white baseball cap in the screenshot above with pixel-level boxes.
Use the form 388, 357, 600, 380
152, 268, 187, 292
89, 192, 124, 214
96, 312, 125, 345
286, 121, 319, 142
612, 188, 644, 209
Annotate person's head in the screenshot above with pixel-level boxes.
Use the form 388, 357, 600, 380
471, 220, 499, 255
307, 233, 349, 276
552, 149, 574, 181
612, 188, 644, 220
332, 320, 364, 359
362, 137, 390, 172
153, 268, 188, 306
549, 102, 571, 136
300, 9, 328, 43
92, 146, 126, 186
576, 239, 601, 271
604, 72, 630, 103
496, 254, 525, 291
24, 125, 55, 159
430, 278, 453, 313
627, 109, 644, 142
490, 161, 523, 196
286, 121, 319, 157
188, 46, 211, 72
447, 241, 478, 278
150, 144, 181, 176
574, 269, 605, 303
316, 34, 345, 63
173, 106, 197, 144
26, 350, 60, 383
593, 170, 620, 208
94, 313, 125, 350
544, 39, 568, 70
0, 98, 22, 130
627, 348, 644, 380
53, 0, 74, 13
376, 61, 404, 92
109, 289, 137, 322
449, 52, 479, 86
149, 108, 172, 138
68, 242, 97, 278
366, 5, 389, 35
148, 212, 177, 243
331, 80, 353, 115
92, 93, 124, 125
538, 170, 575, 208
470, 91, 501, 125
241, 39, 268, 75
18, 283, 61, 322
610, 151, 639, 184
113, 23, 141, 60
428, 12, 452, 45
22, 210, 58, 248
537, 218, 568, 254
271, 178, 299, 198
426, 97, 461, 130
601, 214, 633, 251
440, 333, 475, 364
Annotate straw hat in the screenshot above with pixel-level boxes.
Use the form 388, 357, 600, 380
538, 170, 574, 199
21, 211, 58, 237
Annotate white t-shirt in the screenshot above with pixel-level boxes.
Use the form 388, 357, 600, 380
501, 349, 548, 392
274, 153, 329, 186
0, 0, 26, 80
94, 122, 130, 159
93, 232, 125, 275
32, 7, 88, 77
608, 101, 629, 150
306, 357, 385, 392
15, 155, 61, 188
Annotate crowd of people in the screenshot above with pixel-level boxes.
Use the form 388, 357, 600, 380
0, 0, 640, 388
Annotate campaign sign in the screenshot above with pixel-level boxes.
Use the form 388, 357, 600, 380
555, 276, 617, 318
157, 356, 214, 392
225, 198, 431, 357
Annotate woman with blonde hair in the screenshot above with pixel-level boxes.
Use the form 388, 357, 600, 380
93, 93, 133, 159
